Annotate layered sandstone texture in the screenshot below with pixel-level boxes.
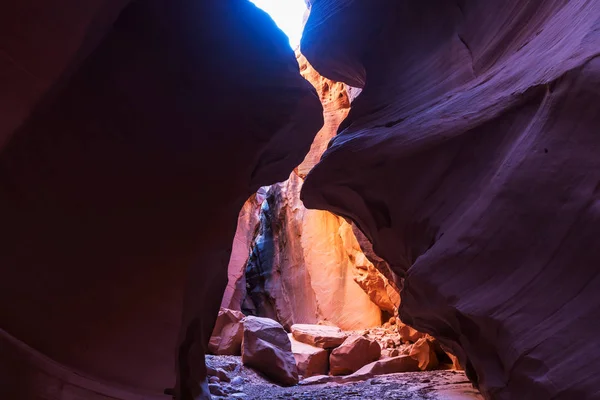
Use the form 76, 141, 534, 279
0, 1, 323, 399
301, 1, 600, 399
222, 51, 399, 330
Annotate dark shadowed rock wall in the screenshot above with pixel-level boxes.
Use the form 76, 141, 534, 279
301, 1, 600, 399
0, 1, 322, 399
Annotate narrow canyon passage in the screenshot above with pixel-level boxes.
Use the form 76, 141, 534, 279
202, 4, 478, 398
204, 43, 479, 399
1, 1, 599, 400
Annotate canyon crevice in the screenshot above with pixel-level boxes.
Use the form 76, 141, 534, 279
220, 50, 400, 332
1, 0, 599, 399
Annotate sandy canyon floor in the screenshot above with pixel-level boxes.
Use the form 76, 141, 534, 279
206, 355, 482, 400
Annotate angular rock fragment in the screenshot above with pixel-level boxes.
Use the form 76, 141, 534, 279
241, 316, 299, 386
299, 355, 419, 385
330, 335, 381, 376
289, 334, 329, 377
209, 308, 246, 356
350, 355, 420, 380
291, 324, 348, 349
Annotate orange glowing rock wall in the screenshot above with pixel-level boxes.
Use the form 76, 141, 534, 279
222, 52, 399, 330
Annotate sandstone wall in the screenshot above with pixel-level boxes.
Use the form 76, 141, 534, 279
222, 52, 399, 330
301, 1, 600, 398
0, 1, 323, 398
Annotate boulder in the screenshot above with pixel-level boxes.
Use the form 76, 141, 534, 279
288, 334, 329, 377
350, 355, 420, 380
209, 308, 245, 355
301, 355, 420, 385
241, 316, 298, 386
409, 337, 439, 371
291, 324, 347, 349
330, 335, 381, 376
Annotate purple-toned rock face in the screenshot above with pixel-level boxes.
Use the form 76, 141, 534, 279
3, 0, 600, 398
0, 0, 322, 399
301, 1, 600, 399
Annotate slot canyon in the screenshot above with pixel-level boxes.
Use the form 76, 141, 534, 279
1, 1, 599, 400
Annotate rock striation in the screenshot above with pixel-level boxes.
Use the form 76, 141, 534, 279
301, 1, 600, 399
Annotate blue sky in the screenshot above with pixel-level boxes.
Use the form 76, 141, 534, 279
249, 0, 308, 48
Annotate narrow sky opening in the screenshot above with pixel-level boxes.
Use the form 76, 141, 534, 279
250, 0, 308, 49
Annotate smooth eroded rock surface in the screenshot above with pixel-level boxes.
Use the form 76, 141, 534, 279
301, 1, 600, 398
0, 1, 322, 398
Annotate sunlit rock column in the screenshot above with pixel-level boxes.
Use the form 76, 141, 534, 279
222, 51, 399, 330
